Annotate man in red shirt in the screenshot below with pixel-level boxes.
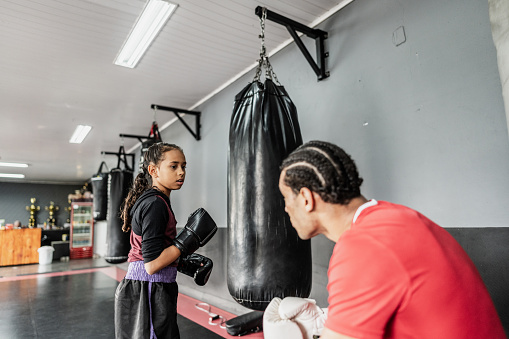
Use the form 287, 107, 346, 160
279, 140, 505, 339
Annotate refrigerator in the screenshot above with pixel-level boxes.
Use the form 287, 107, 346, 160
70, 200, 94, 259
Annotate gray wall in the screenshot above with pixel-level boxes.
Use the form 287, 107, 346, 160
0, 182, 81, 226
159, 0, 509, 319
171, 0, 509, 228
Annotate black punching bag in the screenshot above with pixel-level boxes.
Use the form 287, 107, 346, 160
105, 148, 133, 264
90, 161, 109, 221
227, 79, 312, 311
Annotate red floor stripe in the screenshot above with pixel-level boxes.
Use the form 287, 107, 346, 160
0, 267, 113, 281
177, 293, 263, 338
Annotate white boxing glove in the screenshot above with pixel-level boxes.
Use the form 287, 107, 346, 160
278, 297, 328, 339
263, 297, 304, 339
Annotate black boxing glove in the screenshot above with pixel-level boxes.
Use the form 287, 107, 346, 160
177, 253, 213, 286
174, 208, 217, 256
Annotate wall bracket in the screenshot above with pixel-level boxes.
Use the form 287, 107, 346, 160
255, 6, 329, 81
119, 134, 159, 143
151, 104, 201, 141
101, 146, 135, 171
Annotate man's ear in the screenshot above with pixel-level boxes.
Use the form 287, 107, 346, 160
299, 187, 316, 212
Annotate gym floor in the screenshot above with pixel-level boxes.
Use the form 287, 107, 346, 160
0, 258, 263, 338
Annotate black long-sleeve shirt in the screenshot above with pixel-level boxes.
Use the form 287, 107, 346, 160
127, 188, 177, 264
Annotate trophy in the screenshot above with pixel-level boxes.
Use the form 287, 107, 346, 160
26, 198, 40, 228
65, 200, 72, 224
45, 201, 59, 228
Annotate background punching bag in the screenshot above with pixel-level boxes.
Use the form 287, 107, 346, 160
105, 147, 133, 264
90, 161, 109, 221
227, 79, 312, 311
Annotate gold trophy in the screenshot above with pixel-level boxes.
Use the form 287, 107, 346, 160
65, 200, 72, 224
45, 201, 59, 228
26, 198, 40, 228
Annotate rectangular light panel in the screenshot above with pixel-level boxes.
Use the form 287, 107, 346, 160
69, 125, 92, 144
0, 173, 25, 179
0, 162, 28, 168
114, 0, 177, 68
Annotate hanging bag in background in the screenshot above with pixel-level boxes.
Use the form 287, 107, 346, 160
227, 8, 312, 311
105, 146, 133, 264
90, 161, 109, 221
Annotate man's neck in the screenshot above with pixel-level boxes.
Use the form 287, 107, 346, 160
322, 196, 368, 242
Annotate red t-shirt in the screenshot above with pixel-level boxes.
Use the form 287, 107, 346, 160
326, 201, 505, 338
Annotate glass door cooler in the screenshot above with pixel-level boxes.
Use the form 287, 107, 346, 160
70, 200, 94, 259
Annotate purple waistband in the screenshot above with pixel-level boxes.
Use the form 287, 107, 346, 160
125, 261, 177, 283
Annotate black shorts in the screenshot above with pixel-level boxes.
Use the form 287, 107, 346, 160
115, 279, 179, 339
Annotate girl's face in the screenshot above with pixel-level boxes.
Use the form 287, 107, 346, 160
150, 149, 186, 196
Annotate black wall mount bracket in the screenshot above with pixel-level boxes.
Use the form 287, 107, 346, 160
151, 104, 201, 141
101, 146, 135, 171
255, 6, 329, 81
118, 134, 159, 143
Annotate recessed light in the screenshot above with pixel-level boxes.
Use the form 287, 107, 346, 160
0, 173, 25, 179
114, 0, 178, 68
70, 125, 92, 144
0, 162, 28, 168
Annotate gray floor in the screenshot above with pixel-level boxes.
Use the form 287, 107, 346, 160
0, 258, 225, 338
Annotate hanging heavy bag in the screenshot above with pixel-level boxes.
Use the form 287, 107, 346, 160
227, 9, 312, 311
90, 161, 109, 221
105, 146, 134, 264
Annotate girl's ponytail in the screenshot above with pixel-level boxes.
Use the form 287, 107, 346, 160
121, 168, 151, 232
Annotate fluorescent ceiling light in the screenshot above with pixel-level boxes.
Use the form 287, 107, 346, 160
114, 0, 177, 68
0, 173, 25, 179
0, 162, 28, 168
69, 125, 92, 144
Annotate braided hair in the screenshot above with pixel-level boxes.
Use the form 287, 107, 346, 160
121, 142, 184, 232
280, 140, 363, 205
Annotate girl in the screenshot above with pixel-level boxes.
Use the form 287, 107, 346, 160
115, 142, 186, 339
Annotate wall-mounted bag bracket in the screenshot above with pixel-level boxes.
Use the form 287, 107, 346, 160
119, 120, 162, 143
151, 104, 201, 141
255, 6, 329, 81
101, 146, 135, 171
118, 134, 160, 143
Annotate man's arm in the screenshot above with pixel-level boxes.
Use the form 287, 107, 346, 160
320, 327, 358, 339
145, 245, 181, 275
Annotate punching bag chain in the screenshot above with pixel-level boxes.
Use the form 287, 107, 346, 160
253, 7, 280, 85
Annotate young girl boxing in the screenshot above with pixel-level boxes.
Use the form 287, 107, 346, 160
114, 142, 216, 339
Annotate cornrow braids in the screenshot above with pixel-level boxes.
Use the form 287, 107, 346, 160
280, 140, 363, 205
121, 142, 184, 232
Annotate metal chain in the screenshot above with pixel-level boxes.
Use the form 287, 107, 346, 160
253, 7, 280, 85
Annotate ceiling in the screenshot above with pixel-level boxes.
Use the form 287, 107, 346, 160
0, 0, 351, 184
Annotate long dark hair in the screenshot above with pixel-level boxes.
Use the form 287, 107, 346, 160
121, 142, 184, 232
280, 140, 363, 205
